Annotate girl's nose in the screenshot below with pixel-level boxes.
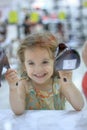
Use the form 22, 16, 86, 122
34, 65, 43, 73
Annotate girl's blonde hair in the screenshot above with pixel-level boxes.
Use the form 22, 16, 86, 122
18, 31, 58, 64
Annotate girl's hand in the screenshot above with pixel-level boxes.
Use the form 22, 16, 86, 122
58, 71, 72, 87
5, 69, 19, 88
58, 70, 72, 82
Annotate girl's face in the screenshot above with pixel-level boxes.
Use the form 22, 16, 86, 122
24, 46, 54, 84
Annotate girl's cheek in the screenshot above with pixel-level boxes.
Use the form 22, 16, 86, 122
27, 68, 33, 73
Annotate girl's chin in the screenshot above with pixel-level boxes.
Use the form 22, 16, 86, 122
34, 80, 45, 84
32, 75, 51, 84
33, 79, 47, 84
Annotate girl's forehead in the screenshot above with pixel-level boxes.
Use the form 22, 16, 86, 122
24, 46, 53, 58
25, 46, 49, 53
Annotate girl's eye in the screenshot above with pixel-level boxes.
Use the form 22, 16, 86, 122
28, 62, 34, 65
42, 61, 49, 64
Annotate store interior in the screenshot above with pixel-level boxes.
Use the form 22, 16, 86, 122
0, 0, 87, 109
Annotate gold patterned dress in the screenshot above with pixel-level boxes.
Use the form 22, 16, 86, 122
25, 77, 65, 110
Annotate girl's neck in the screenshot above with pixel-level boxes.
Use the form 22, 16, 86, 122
31, 78, 53, 91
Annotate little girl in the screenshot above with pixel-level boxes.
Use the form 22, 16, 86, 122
5, 31, 84, 115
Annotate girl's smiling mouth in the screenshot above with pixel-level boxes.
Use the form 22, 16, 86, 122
33, 73, 47, 78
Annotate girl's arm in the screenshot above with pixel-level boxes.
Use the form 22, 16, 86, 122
58, 71, 84, 111
5, 69, 26, 115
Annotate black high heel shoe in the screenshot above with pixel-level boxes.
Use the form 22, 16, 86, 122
0, 48, 10, 86
55, 43, 81, 71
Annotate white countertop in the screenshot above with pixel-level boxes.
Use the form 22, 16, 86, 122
0, 109, 87, 130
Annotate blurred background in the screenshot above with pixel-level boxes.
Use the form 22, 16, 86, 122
0, 0, 87, 109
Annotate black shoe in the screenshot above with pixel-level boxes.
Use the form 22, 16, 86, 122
55, 43, 81, 71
